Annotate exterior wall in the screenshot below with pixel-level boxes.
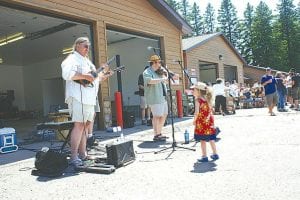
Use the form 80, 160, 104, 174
244, 66, 278, 85
185, 36, 244, 84
4, 0, 184, 128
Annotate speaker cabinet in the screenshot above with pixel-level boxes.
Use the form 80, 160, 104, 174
106, 140, 135, 167
123, 111, 135, 128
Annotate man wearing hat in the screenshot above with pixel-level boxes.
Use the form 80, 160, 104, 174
143, 55, 168, 141
261, 67, 277, 116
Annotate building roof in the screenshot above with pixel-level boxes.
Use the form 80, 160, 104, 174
246, 65, 286, 73
182, 32, 247, 65
148, 0, 193, 35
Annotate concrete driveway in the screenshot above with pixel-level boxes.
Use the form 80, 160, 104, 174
1, 108, 299, 200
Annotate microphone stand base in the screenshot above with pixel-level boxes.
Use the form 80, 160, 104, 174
154, 141, 195, 154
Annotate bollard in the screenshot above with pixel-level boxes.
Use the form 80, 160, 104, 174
114, 91, 123, 128
176, 90, 183, 118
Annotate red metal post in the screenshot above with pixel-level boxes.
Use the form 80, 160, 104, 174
114, 91, 123, 128
176, 90, 183, 118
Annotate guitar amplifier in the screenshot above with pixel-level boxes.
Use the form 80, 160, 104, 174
123, 111, 135, 128
106, 140, 135, 167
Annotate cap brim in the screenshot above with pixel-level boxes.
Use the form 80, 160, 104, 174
148, 60, 162, 62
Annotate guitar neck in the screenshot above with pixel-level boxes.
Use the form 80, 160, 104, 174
95, 56, 116, 74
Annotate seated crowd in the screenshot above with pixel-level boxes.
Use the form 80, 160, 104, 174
209, 67, 300, 114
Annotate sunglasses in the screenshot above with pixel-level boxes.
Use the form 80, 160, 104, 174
83, 44, 89, 49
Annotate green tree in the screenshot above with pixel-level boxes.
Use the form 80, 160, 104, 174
204, 3, 216, 33
240, 3, 254, 64
272, 20, 289, 70
190, 2, 203, 36
217, 0, 240, 47
251, 2, 274, 67
165, 0, 180, 12
277, 0, 300, 70
178, 0, 191, 23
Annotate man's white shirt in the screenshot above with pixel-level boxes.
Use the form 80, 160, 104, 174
212, 83, 226, 96
61, 51, 100, 105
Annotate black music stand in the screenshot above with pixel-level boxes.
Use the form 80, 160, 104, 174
154, 64, 195, 154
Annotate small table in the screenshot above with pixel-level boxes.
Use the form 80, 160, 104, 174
36, 121, 74, 152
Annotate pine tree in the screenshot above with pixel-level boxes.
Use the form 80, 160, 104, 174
204, 3, 216, 33
217, 0, 240, 47
178, 0, 191, 23
277, 0, 299, 70
165, 0, 180, 12
251, 2, 274, 67
190, 2, 203, 36
272, 20, 289, 70
240, 3, 254, 64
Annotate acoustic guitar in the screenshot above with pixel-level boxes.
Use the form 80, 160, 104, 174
74, 65, 125, 87
74, 56, 124, 87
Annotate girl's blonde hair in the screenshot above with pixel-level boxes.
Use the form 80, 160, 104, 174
198, 86, 214, 106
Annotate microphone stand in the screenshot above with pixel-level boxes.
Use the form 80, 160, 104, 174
175, 60, 195, 114
174, 60, 199, 145
154, 64, 195, 155
176, 61, 193, 86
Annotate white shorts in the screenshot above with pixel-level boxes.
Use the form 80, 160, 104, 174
140, 96, 148, 109
149, 101, 168, 117
68, 97, 95, 122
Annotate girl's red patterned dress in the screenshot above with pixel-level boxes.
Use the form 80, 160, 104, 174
194, 98, 216, 141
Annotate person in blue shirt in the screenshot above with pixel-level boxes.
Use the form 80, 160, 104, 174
275, 72, 287, 112
261, 67, 277, 116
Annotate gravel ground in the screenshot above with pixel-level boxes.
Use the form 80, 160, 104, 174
1, 108, 300, 200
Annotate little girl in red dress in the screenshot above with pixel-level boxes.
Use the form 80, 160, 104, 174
191, 82, 219, 162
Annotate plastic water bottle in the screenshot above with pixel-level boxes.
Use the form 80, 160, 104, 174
113, 126, 124, 141
184, 129, 189, 144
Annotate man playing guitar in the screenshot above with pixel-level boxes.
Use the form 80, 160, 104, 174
61, 37, 113, 167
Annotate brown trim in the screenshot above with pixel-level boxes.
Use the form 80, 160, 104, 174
106, 24, 161, 41
93, 20, 105, 129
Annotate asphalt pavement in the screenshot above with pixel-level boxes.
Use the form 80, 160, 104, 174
1, 108, 300, 200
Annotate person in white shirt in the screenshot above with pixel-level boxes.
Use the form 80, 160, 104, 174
61, 37, 111, 166
229, 80, 239, 98
212, 78, 229, 114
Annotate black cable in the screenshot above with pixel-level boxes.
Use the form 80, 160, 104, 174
18, 146, 61, 152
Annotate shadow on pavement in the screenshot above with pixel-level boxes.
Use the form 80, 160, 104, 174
137, 140, 171, 149
34, 166, 80, 182
191, 161, 217, 173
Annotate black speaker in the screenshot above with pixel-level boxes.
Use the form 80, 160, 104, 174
106, 140, 135, 167
123, 111, 135, 128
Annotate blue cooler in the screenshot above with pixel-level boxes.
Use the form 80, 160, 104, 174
0, 128, 18, 153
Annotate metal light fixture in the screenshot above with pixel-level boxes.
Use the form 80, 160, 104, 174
0, 32, 25, 47
62, 47, 73, 55
27, 22, 77, 40
219, 54, 223, 60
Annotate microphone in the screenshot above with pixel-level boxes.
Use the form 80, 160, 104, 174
172, 59, 183, 64
147, 46, 160, 50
